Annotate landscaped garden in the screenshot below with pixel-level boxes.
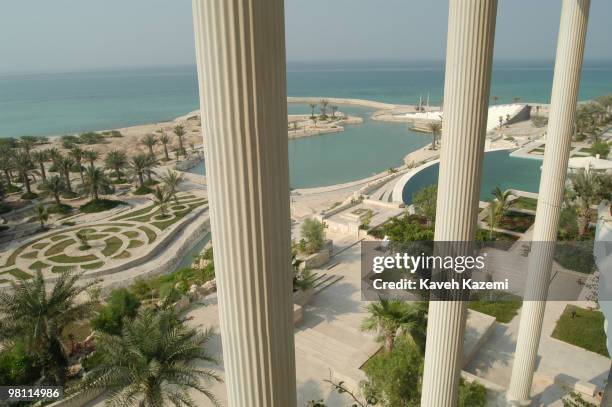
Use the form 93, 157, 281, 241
552, 305, 609, 357
0, 193, 208, 283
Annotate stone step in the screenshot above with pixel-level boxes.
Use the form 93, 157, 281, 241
313, 275, 344, 294
296, 328, 360, 361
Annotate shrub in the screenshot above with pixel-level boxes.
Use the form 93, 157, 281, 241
299, 218, 325, 254
458, 379, 487, 407
361, 337, 423, 406
80, 199, 123, 213
413, 184, 437, 226
0, 340, 43, 385
591, 140, 610, 159
91, 288, 141, 335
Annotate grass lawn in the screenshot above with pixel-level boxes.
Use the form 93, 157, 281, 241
552, 305, 609, 357
101, 236, 122, 257
497, 211, 535, 233
511, 197, 538, 211
80, 199, 124, 213
45, 239, 76, 256
0, 268, 31, 280
49, 253, 98, 264
132, 186, 153, 195
138, 226, 157, 243
469, 292, 522, 323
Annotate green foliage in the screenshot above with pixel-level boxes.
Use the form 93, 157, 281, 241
79, 198, 123, 213
562, 391, 598, 407
79, 132, 105, 144
0, 270, 98, 385
0, 340, 43, 385
457, 379, 487, 407
361, 299, 428, 353
75, 308, 221, 406
412, 185, 437, 226
381, 214, 434, 243
91, 288, 141, 335
591, 140, 610, 159
468, 292, 522, 323
361, 337, 423, 406
300, 218, 326, 254
552, 305, 609, 357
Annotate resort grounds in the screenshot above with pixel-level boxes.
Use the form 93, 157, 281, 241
1, 95, 612, 406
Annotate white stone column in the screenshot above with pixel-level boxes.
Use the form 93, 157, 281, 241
191, 1, 296, 406
507, 1, 590, 404
420, 1, 498, 406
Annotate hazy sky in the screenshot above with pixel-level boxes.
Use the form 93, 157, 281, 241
1, 0, 611, 74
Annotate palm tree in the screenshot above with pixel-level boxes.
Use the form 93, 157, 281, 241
0, 270, 98, 385
142, 134, 158, 156
69, 146, 85, 184
0, 148, 15, 190
309, 103, 317, 119
330, 105, 338, 119
428, 122, 442, 150
151, 186, 172, 217
81, 166, 113, 201
15, 151, 36, 198
320, 99, 329, 118
83, 150, 99, 169
40, 175, 66, 206
34, 203, 48, 229
31, 149, 49, 182
19, 136, 37, 159
361, 298, 427, 352
492, 95, 499, 104
567, 169, 607, 237
160, 169, 184, 203
159, 132, 171, 161
104, 150, 128, 182
488, 186, 512, 238
48, 147, 62, 166
144, 154, 159, 183
57, 156, 75, 193
130, 153, 149, 190
174, 124, 186, 158
76, 308, 221, 406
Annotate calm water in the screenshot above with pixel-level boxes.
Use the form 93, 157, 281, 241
2, 60, 612, 138
189, 104, 431, 188
401, 150, 543, 204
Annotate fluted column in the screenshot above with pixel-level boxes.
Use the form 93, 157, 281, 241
420, 1, 497, 406
507, 1, 590, 404
192, 1, 296, 406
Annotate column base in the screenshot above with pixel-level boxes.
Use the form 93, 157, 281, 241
499, 393, 532, 406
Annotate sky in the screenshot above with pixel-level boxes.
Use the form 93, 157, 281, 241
0, 0, 611, 74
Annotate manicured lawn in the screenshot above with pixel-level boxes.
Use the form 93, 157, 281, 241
80, 199, 124, 213
112, 204, 155, 220
49, 253, 98, 264
552, 305, 609, 357
138, 226, 157, 243
128, 239, 144, 249
469, 292, 522, 323
51, 265, 75, 273
0, 268, 31, 280
511, 197, 538, 211
45, 239, 76, 256
81, 261, 104, 270
101, 236, 122, 257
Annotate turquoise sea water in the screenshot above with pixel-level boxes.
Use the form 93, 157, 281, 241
401, 150, 543, 204
189, 104, 431, 188
1, 60, 611, 138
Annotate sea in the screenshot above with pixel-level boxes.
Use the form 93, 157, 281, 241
1, 60, 611, 139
